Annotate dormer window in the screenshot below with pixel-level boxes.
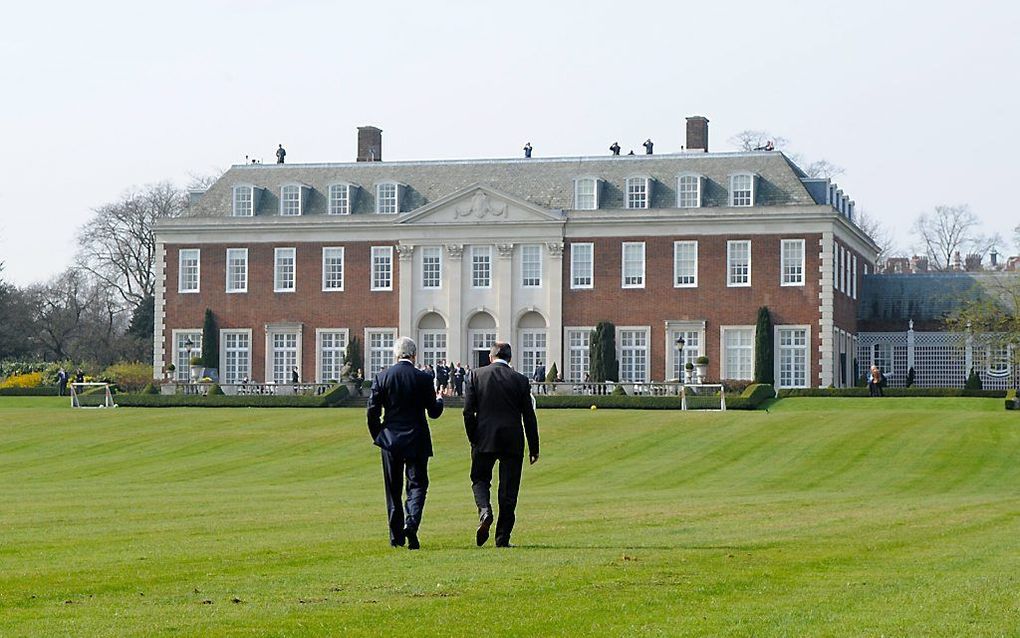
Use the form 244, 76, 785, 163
328, 183, 354, 215
376, 182, 401, 214
625, 177, 651, 209
677, 173, 703, 208
729, 173, 755, 207
232, 185, 256, 217
280, 185, 303, 216
574, 177, 601, 210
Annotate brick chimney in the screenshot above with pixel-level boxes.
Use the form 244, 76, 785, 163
686, 116, 709, 152
357, 126, 382, 162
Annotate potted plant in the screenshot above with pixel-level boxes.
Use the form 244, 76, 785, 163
189, 356, 203, 381
166, 363, 176, 381
684, 361, 694, 384
695, 356, 709, 383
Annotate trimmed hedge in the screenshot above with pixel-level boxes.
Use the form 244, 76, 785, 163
112, 384, 350, 408
778, 387, 1007, 398
534, 384, 773, 411
0, 386, 60, 396
1007, 389, 1018, 411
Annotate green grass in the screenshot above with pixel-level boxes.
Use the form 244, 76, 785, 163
1, 397, 1018, 637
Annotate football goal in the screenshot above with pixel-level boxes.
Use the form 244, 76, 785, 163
681, 384, 726, 411
69, 382, 117, 409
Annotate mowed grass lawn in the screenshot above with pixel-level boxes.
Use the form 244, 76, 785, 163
1, 397, 1019, 637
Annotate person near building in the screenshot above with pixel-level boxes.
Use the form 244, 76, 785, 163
276, 144, 286, 164
463, 342, 540, 548
868, 365, 886, 397
609, 142, 621, 156
532, 360, 546, 395
523, 142, 532, 158
56, 368, 68, 396
366, 337, 444, 550
643, 138, 654, 154
453, 362, 466, 397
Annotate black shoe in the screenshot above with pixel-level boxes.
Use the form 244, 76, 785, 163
406, 528, 420, 550
476, 511, 494, 547
495, 541, 514, 548
390, 537, 405, 548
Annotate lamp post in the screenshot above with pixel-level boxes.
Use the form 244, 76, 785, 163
675, 335, 686, 383
184, 337, 194, 384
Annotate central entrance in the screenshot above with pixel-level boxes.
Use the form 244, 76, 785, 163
467, 311, 497, 369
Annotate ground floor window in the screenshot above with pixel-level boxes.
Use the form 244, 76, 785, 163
419, 330, 447, 368
722, 327, 754, 380
619, 328, 649, 383
174, 331, 202, 382
565, 328, 591, 382
519, 330, 547, 379
269, 332, 299, 384
318, 330, 348, 383
777, 327, 809, 388
367, 329, 396, 378
222, 331, 251, 384
668, 327, 702, 381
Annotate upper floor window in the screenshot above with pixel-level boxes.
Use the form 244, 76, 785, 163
328, 183, 352, 215
280, 185, 302, 216
625, 177, 650, 209
730, 174, 755, 207
622, 242, 645, 288
232, 185, 254, 216
521, 244, 542, 287
226, 248, 248, 293
371, 246, 393, 291
727, 240, 751, 287
322, 247, 344, 291
674, 240, 697, 287
472, 246, 492, 288
574, 178, 599, 210
421, 246, 442, 289
178, 249, 200, 293
571, 243, 593, 289
274, 247, 296, 292
376, 183, 399, 214
851, 254, 858, 299
781, 239, 805, 286
677, 174, 702, 208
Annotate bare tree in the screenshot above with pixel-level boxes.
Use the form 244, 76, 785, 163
729, 130, 790, 152
911, 204, 998, 271
802, 159, 845, 180
75, 182, 188, 307
1014, 223, 1020, 253
944, 275, 1020, 389
855, 209, 895, 263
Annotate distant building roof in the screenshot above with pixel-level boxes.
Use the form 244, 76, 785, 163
859, 272, 1020, 330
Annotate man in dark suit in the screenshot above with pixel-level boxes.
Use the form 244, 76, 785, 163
463, 342, 540, 547
367, 336, 444, 550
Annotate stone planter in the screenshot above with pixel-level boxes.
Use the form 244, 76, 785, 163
695, 364, 708, 384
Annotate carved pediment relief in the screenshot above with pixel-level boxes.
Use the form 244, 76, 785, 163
398, 185, 562, 225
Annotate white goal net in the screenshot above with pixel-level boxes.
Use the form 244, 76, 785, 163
682, 384, 726, 411
69, 382, 117, 409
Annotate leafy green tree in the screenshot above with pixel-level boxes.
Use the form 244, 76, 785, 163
589, 322, 619, 382
201, 309, 218, 369
345, 336, 363, 377
754, 306, 774, 384
545, 362, 559, 383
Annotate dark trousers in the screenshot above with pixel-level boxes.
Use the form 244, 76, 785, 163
470, 449, 524, 545
381, 449, 429, 544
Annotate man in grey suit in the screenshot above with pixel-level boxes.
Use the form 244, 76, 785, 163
367, 337, 444, 550
463, 342, 540, 547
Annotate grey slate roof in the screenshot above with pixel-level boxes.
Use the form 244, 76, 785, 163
185, 151, 821, 218
858, 273, 1020, 328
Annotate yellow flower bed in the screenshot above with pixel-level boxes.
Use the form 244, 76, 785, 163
0, 372, 44, 389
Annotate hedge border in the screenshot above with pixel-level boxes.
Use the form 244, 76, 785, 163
778, 388, 1007, 398
534, 384, 774, 410
0, 387, 60, 396
94, 384, 350, 408
1007, 389, 1018, 411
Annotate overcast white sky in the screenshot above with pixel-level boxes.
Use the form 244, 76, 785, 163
1, 0, 1018, 285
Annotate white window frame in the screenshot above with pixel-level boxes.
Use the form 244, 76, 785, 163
172, 329, 203, 382
676, 173, 702, 209
774, 325, 811, 388
673, 240, 698, 288
471, 246, 492, 289
375, 182, 400, 214
564, 326, 594, 382
665, 321, 706, 382
420, 245, 442, 290
617, 326, 651, 383
178, 248, 200, 293
729, 173, 755, 207
418, 330, 448, 368
280, 184, 302, 216
781, 239, 805, 287
851, 254, 858, 299
727, 240, 752, 287
843, 247, 850, 295
232, 185, 254, 217
720, 325, 756, 381
621, 242, 645, 289
521, 244, 543, 288
570, 242, 594, 290
265, 326, 302, 385
365, 328, 398, 378
518, 329, 548, 380
371, 246, 394, 291
225, 248, 248, 293
322, 247, 345, 292
625, 176, 650, 210
220, 328, 252, 384
315, 328, 349, 383
274, 247, 296, 293
574, 177, 600, 210
328, 183, 352, 215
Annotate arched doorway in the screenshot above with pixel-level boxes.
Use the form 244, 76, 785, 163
517, 311, 548, 379
417, 312, 447, 368
467, 311, 497, 369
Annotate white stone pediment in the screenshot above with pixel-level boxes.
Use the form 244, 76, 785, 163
398, 184, 562, 225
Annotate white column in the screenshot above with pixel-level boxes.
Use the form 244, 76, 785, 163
152, 242, 166, 380
445, 244, 464, 365
818, 232, 835, 387
495, 243, 514, 342
397, 244, 415, 339
546, 242, 564, 378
